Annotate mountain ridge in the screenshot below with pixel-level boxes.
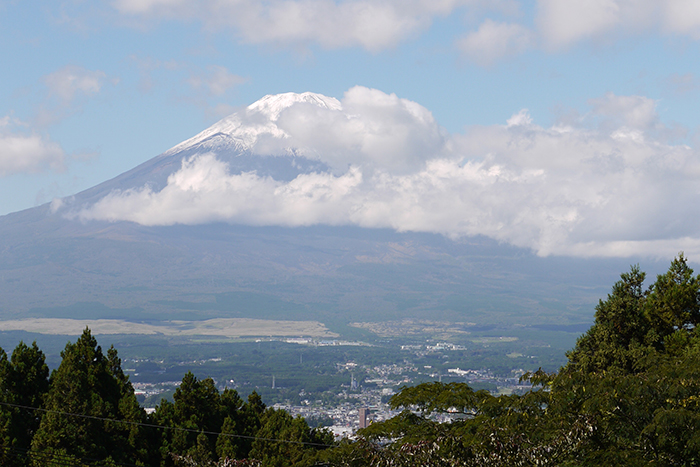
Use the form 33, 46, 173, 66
164, 91, 341, 156
0, 92, 662, 328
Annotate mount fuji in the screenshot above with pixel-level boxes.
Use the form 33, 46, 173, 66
0, 92, 640, 329
59, 92, 339, 210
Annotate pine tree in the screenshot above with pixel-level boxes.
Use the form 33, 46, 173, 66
29, 328, 146, 466
3, 341, 49, 466
336, 255, 700, 466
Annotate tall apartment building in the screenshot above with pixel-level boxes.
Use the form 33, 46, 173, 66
358, 407, 370, 429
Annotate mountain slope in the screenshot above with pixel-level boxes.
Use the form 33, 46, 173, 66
0, 92, 652, 327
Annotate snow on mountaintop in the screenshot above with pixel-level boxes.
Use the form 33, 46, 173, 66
247, 92, 342, 120
165, 92, 341, 156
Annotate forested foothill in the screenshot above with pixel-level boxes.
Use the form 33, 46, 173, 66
1, 255, 699, 465
0, 330, 332, 466
346, 254, 700, 465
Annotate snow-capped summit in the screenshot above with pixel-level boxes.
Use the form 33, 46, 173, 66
165, 92, 341, 156
247, 92, 342, 121
58, 92, 335, 207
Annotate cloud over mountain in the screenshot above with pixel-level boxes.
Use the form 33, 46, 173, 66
76, 88, 700, 259
0, 117, 66, 176
256, 87, 448, 172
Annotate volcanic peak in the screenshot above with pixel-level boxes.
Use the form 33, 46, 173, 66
165, 92, 341, 156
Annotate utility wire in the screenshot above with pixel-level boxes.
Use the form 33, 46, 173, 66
0, 401, 335, 448
0, 444, 142, 467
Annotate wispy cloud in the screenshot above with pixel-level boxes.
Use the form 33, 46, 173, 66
36, 65, 115, 126
456, 19, 534, 66
536, 0, 700, 51
127, 57, 244, 116
588, 92, 660, 130
0, 116, 66, 176
111, 0, 497, 52
187, 65, 246, 97
128, 55, 182, 94
103, 0, 700, 66
44, 65, 107, 103
663, 72, 700, 96
662, 0, 700, 39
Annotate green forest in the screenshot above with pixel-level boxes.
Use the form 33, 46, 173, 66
1, 255, 700, 465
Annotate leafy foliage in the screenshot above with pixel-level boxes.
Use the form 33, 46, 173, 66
0, 341, 49, 466
149, 370, 332, 467
0, 329, 331, 466
327, 254, 700, 466
3, 255, 700, 465
29, 328, 146, 466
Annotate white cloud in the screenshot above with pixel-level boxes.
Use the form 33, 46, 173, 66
536, 0, 624, 49
257, 86, 448, 172
111, 0, 486, 52
535, 0, 700, 50
114, 0, 188, 15
506, 109, 533, 127
107, 0, 700, 59
44, 65, 107, 103
79, 154, 364, 225
36, 65, 113, 126
588, 92, 659, 130
0, 117, 66, 176
76, 88, 700, 259
456, 19, 534, 66
663, 0, 700, 39
50, 197, 65, 213
78, 125, 699, 258
188, 65, 246, 97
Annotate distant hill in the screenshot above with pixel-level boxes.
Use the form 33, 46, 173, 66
0, 93, 661, 328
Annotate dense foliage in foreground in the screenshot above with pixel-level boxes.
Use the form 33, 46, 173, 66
1, 255, 699, 465
0, 330, 332, 466
340, 254, 700, 466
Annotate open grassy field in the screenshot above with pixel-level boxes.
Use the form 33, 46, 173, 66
0, 318, 338, 338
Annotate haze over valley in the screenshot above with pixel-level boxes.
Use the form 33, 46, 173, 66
0, 91, 671, 348
3, 3, 700, 463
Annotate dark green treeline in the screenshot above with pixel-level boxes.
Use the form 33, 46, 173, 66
0, 329, 332, 466
3, 255, 700, 466
344, 254, 700, 466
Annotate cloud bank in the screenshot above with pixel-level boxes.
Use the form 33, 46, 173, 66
112, 0, 484, 52
0, 117, 65, 176
258, 87, 448, 172
77, 87, 700, 259
108, 0, 700, 63
536, 0, 700, 50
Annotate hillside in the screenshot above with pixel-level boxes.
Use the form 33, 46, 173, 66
0, 93, 656, 329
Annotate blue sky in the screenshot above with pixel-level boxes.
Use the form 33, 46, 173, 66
3, 1, 700, 258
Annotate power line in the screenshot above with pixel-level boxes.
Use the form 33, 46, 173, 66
0, 444, 142, 467
0, 401, 335, 448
